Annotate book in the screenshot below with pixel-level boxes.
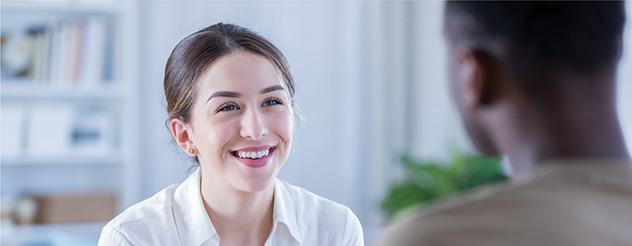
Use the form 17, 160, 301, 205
1, 17, 110, 86
82, 17, 107, 85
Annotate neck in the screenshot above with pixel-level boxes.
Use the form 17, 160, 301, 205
504, 117, 629, 174
492, 78, 630, 174
200, 168, 274, 244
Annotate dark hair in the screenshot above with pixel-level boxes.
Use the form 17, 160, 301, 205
444, 2, 625, 88
164, 23, 295, 124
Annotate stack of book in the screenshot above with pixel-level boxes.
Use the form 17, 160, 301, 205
1, 17, 112, 86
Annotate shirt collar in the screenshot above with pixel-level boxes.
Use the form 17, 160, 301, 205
272, 178, 304, 244
172, 169, 304, 245
173, 168, 218, 245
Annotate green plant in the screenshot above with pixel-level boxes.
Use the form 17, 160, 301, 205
381, 152, 507, 220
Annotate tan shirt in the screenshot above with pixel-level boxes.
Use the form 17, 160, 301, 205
376, 160, 632, 246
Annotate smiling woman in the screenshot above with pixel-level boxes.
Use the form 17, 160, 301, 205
97, 23, 364, 246
179, 50, 293, 193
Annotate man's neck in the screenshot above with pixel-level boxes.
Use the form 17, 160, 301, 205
495, 101, 630, 175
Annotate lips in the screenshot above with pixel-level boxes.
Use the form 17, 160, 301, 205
230, 145, 276, 168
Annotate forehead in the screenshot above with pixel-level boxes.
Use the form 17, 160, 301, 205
197, 50, 285, 91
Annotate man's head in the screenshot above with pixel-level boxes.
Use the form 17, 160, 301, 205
443, 2, 626, 155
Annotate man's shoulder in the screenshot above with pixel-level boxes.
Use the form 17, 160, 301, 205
376, 162, 632, 245
377, 181, 516, 245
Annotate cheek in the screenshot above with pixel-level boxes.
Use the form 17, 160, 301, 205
446, 52, 467, 110
270, 111, 293, 144
465, 116, 497, 155
196, 120, 239, 156
447, 65, 469, 116
446, 64, 458, 100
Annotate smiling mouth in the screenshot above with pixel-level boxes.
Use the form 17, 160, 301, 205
230, 146, 276, 160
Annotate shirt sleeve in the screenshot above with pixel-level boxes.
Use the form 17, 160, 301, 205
342, 207, 365, 246
98, 225, 133, 246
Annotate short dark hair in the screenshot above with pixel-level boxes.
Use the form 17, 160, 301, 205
444, 2, 625, 86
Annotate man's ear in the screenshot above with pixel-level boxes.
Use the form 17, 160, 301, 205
169, 118, 197, 156
456, 47, 501, 108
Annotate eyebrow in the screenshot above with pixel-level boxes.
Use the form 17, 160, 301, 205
206, 85, 285, 102
207, 91, 241, 102
260, 85, 285, 94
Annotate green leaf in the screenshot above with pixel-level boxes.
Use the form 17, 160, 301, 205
381, 152, 507, 220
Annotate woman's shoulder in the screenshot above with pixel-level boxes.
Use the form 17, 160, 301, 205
99, 184, 181, 245
107, 184, 178, 227
277, 179, 351, 215
276, 179, 364, 242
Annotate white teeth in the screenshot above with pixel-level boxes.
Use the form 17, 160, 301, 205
236, 149, 271, 159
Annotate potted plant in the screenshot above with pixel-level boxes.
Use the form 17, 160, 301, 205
381, 152, 507, 221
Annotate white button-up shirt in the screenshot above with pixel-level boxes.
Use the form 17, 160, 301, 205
98, 168, 364, 245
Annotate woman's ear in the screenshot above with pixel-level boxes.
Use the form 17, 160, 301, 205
169, 118, 197, 156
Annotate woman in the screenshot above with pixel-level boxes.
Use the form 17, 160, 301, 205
98, 23, 364, 246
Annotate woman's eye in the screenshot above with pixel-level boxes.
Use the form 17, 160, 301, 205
217, 103, 240, 113
263, 98, 283, 107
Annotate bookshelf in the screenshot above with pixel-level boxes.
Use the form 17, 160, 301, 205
0, 0, 139, 243
1, 156, 123, 166
1, 81, 124, 100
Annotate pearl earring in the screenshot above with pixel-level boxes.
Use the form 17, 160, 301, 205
187, 145, 195, 155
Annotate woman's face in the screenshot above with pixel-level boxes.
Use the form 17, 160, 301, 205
188, 50, 293, 193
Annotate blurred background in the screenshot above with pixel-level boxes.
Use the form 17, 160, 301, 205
1, 1, 631, 245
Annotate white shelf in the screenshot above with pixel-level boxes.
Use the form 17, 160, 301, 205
2, 222, 103, 245
1, 155, 123, 166
1, 1, 120, 15
1, 82, 124, 100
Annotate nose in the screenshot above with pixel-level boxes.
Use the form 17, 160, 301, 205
240, 108, 267, 140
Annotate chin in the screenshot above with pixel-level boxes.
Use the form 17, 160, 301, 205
464, 118, 499, 155
235, 174, 276, 193
473, 139, 498, 155
234, 163, 281, 193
